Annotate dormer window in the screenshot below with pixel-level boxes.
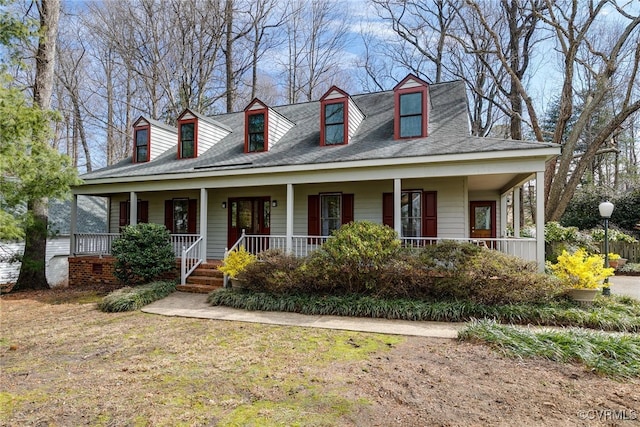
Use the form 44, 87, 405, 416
320, 86, 363, 147
134, 126, 149, 163
247, 112, 266, 152
323, 102, 345, 145
179, 119, 196, 159
394, 74, 429, 140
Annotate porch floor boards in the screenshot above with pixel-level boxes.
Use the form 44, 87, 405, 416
176, 259, 224, 294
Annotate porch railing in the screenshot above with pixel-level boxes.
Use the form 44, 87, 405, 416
232, 234, 537, 262
74, 233, 201, 258
181, 237, 204, 285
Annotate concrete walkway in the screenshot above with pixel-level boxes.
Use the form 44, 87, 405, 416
142, 292, 465, 338
142, 276, 639, 339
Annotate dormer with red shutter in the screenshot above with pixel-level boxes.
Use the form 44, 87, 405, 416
176, 109, 232, 159
132, 116, 177, 163
393, 74, 430, 140
244, 98, 295, 153
319, 86, 364, 146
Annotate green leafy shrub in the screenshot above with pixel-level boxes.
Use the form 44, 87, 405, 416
304, 221, 401, 294
544, 221, 597, 262
98, 280, 176, 312
590, 228, 637, 243
237, 249, 303, 293
218, 245, 256, 279
111, 223, 176, 285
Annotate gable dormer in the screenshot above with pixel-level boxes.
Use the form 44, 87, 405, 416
244, 98, 295, 153
132, 116, 177, 163
177, 109, 232, 159
393, 74, 430, 140
320, 86, 364, 146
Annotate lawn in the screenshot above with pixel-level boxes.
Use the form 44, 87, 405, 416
2, 288, 640, 426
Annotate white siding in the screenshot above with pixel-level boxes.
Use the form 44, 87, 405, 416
197, 120, 231, 155
268, 109, 295, 149
324, 89, 344, 100
398, 77, 423, 90
347, 98, 365, 140
1, 237, 71, 287
149, 123, 177, 161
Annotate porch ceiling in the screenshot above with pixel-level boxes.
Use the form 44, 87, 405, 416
467, 173, 533, 192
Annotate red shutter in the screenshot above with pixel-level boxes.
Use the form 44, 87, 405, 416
119, 201, 129, 227
382, 192, 394, 228
164, 200, 173, 232
307, 195, 320, 236
423, 191, 437, 237
138, 201, 149, 223
342, 194, 354, 224
188, 199, 198, 234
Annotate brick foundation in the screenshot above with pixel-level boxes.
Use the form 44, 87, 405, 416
68, 256, 178, 287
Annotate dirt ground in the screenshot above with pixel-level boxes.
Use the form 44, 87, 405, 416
1, 286, 639, 426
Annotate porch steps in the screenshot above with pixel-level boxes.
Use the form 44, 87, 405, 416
177, 260, 224, 294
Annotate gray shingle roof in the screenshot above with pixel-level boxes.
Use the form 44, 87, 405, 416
81, 80, 557, 180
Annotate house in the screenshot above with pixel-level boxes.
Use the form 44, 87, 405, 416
1, 196, 107, 288
69, 75, 560, 287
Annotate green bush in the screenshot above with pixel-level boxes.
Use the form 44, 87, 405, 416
111, 223, 176, 285
237, 249, 303, 293
304, 221, 401, 294
98, 280, 177, 312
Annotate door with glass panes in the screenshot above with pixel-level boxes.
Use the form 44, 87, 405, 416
227, 197, 271, 252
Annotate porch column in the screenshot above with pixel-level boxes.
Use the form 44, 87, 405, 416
393, 178, 402, 236
286, 183, 294, 253
70, 194, 78, 255
535, 172, 545, 271
500, 193, 507, 237
200, 188, 208, 262
129, 191, 138, 225
513, 187, 521, 238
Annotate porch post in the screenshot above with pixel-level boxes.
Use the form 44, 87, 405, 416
286, 183, 294, 253
500, 193, 507, 237
200, 188, 208, 262
535, 172, 545, 271
393, 178, 402, 236
129, 191, 138, 225
70, 194, 78, 255
513, 187, 521, 238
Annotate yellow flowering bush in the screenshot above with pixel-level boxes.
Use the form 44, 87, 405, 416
218, 246, 256, 278
608, 253, 621, 260
548, 249, 614, 289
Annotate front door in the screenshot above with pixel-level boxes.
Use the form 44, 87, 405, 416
470, 201, 496, 242
227, 197, 271, 251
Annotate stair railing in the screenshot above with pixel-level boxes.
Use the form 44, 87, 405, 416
181, 236, 204, 285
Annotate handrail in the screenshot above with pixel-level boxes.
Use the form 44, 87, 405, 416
181, 236, 204, 284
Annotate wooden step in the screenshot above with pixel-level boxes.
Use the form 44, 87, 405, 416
186, 275, 224, 286
176, 283, 222, 293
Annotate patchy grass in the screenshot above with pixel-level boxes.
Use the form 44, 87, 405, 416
98, 280, 177, 312
208, 289, 640, 332
459, 320, 640, 379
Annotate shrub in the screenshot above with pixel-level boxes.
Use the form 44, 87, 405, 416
544, 221, 597, 262
304, 221, 401, 294
548, 248, 614, 289
237, 249, 303, 293
111, 223, 176, 285
218, 246, 256, 279
98, 280, 177, 312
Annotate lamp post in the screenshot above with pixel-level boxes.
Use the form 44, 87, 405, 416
599, 201, 614, 295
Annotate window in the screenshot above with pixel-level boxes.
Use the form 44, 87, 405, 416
401, 190, 422, 237
393, 74, 429, 140
179, 121, 196, 159
119, 200, 149, 227
323, 102, 345, 145
399, 93, 423, 138
164, 198, 197, 234
382, 190, 437, 237
307, 193, 354, 236
134, 127, 149, 163
247, 112, 266, 152
321, 194, 341, 235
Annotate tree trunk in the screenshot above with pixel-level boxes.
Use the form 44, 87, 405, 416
15, 0, 60, 291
